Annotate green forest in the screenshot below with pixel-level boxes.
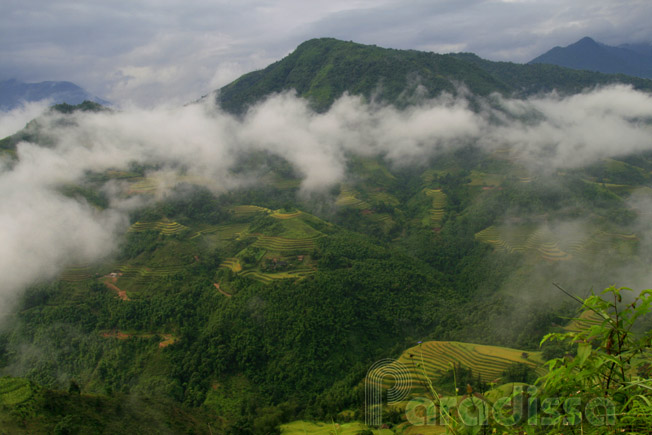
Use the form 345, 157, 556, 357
1, 38, 652, 434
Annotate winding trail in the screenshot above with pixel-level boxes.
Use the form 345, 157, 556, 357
213, 283, 232, 298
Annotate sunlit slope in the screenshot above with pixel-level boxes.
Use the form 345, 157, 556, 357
0, 377, 33, 406
280, 421, 394, 435
216, 205, 330, 284
390, 341, 545, 394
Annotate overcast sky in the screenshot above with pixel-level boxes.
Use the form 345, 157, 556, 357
1, 0, 651, 107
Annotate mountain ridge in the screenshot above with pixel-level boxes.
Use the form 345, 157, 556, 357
529, 36, 652, 79
216, 37, 652, 114
0, 78, 109, 111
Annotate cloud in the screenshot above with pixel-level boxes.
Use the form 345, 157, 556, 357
2, 84, 652, 318
2, 1, 651, 106
0, 141, 127, 317
0, 101, 51, 139
488, 85, 652, 168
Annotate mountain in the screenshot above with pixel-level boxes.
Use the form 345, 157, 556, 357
529, 36, 652, 79
2, 39, 652, 433
217, 38, 652, 113
0, 78, 109, 111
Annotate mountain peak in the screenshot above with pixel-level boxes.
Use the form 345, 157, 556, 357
575, 36, 598, 46
529, 37, 652, 78
216, 38, 507, 114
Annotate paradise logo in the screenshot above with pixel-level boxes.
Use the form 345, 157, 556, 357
364, 359, 616, 428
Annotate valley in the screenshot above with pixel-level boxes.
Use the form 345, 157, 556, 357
0, 38, 652, 434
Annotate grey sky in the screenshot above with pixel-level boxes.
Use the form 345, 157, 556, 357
1, 0, 651, 107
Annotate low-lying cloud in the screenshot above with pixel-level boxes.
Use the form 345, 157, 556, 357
0, 101, 50, 139
1, 84, 652, 318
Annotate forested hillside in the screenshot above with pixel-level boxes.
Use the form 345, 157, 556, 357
1, 38, 652, 433
217, 38, 652, 113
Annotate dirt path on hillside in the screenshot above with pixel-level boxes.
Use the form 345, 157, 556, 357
213, 283, 232, 298
158, 334, 177, 348
104, 277, 130, 301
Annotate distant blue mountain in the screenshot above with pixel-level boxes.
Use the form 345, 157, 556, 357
0, 79, 109, 111
529, 37, 652, 79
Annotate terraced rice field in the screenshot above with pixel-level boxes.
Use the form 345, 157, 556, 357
335, 187, 371, 209
252, 235, 319, 251
368, 213, 395, 232
241, 268, 315, 283
388, 341, 544, 394
231, 205, 271, 216
421, 169, 450, 185
271, 178, 301, 189
424, 188, 447, 227
565, 231, 637, 260
0, 377, 32, 405
475, 225, 572, 261
190, 223, 248, 240
525, 228, 572, 261
564, 310, 605, 333
468, 171, 504, 187
280, 421, 375, 435
369, 191, 400, 206
220, 258, 242, 273
129, 220, 189, 235
477, 224, 638, 262
128, 178, 158, 194
271, 210, 303, 219
60, 265, 91, 282
117, 264, 191, 278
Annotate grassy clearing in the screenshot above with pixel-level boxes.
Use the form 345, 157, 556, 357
0, 377, 33, 405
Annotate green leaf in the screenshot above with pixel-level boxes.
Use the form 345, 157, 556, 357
576, 343, 591, 366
